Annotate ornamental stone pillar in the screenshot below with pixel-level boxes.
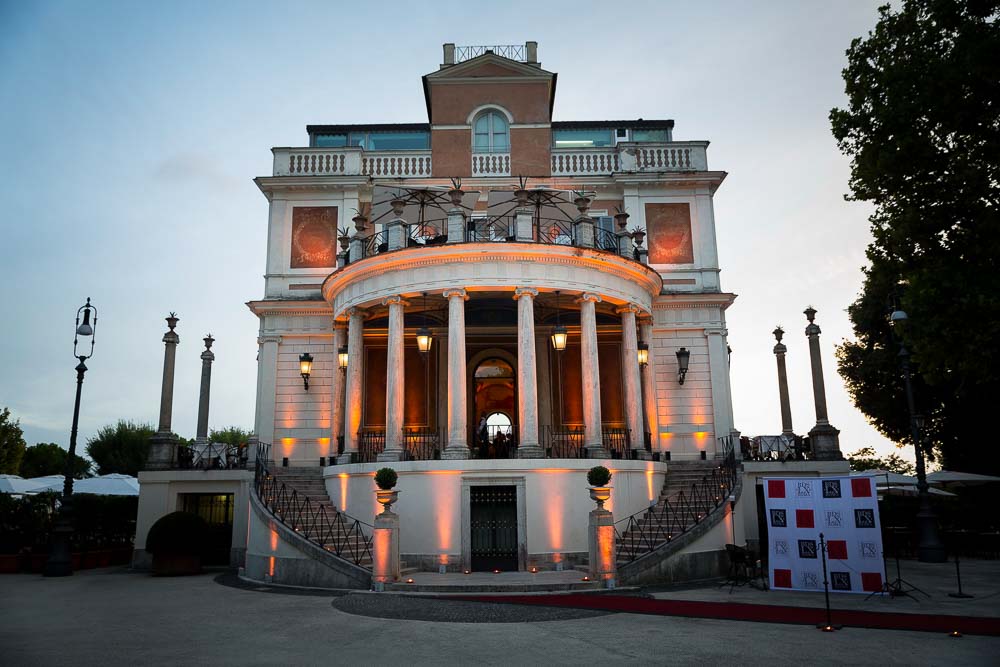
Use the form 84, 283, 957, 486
514, 288, 541, 458
379, 297, 407, 462
340, 308, 365, 463
194, 334, 215, 444
443, 289, 470, 459
804, 307, 842, 460
330, 324, 347, 460
147, 313, 180, 470
254, 334, 280, 460
639, 317, 658, 452
772, 326, 794, 437
618, 305, 646, 459
578, 293, 606, 457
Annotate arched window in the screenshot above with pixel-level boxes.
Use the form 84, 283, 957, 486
473, 111, 509, 153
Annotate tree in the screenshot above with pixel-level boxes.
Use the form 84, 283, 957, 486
847, 446, 916, 475
0, 407, 27, 475
209, 426, 252, 448
85, 421, 155, 476
19, 443, 92, 479
830, 0, 1000, 474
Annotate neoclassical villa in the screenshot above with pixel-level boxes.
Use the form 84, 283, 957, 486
134, 42, 846, 587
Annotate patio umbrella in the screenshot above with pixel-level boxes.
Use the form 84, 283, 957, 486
849, 470, 918, 486
31, 473, 139, 496
369, 184, 480, 242
486, 186, 591, 245
926, 470, 1000, 487
0, 474, 53, 495
878, 484, 957, 498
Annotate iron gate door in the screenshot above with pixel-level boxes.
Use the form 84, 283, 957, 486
470, 485, 518, 571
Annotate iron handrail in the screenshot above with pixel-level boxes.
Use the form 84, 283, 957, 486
614, 437, 738, 563
176, 441, 249, 470
594, 227, 621, 253
363, 230, 388, 259
252, 442, 374, 569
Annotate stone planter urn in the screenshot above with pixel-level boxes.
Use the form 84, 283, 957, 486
574, 195, 592, 215
589, 486, 612, 510
614, 212, 630, 231
631, 229, 646, 247
352, 214, 367, 233
448, 188, 464, 208
376, 489, 399, 512
390, 198, 406, 217
338, 234, 351, 251
514, 189, 530, 207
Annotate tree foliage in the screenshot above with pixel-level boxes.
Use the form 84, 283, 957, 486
847, 446, 916, 475
831, 0, 1000, 474
85, 420, 155, 477
209, 426, 252, 447
0, 407, 27, 475
20, 442, 92, 479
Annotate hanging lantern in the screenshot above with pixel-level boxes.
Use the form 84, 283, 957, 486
551, 325, 568, 352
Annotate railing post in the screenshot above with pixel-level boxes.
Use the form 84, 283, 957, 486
349, 236, 363, 263
575, 216, 595, 248
386, 218, 408, 251
514, 209, 534, 242
447, 208, 466, 243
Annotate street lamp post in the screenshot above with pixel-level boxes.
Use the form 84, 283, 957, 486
44, 298, 98, 577
891, 308, 946, 563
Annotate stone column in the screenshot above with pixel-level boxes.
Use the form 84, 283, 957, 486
330, 324, 347, 460
706, 328, 734, 457
514, 288, 542, 458
147, 313, 180, 470
379, 297, 407, 461
194, 334, 215, 444
443, 289, 470, 459
804, 307, 841, 460
618, 306, 646, 459
578, 293, 606, 457
255, 334, 280, 459
639, 317, 659, 452
772, 326, 794, 436
340, 308, 365, 463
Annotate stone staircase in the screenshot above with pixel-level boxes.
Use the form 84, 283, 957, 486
615, 461, 726, 565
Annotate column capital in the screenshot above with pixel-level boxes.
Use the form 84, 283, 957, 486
773, 342, 787, 355
615, 303, 642, 316
443, 288, 469, 301
258, 334, 282, 345
638, 314, 655, 326
513, 287, 539, 300
704, 327, 728, 337
345, 307, 366, 319
382, 295, 409, 308
576, 292, 602, 304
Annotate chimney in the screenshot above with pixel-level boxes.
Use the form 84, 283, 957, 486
525, 41, 538, 65
442, 43, 455, 68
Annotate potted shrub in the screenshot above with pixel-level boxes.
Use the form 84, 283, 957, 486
145, 511, 209, 576
587, 466, 613, 509
374, 467, 399, 512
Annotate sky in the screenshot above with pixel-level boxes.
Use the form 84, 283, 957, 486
0, 0, 907, 463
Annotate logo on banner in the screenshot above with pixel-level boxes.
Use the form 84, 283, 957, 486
795, 481, 813, 497
859, 542, 879, 559
825, 510, 843, 527
802, 572, 820, 589
770, 509, 787, 528
822, 480, 841, 498
798, 540, 818, 559
774, 540, 789, 556
831, 572, 852, 591
855, 508, 876, 529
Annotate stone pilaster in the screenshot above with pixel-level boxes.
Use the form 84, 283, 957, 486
618, 305, 646, 458
443, 289, 470, 459
638, 317, 658, 452
340, 308, 365, 463
804, 307, 841, 460
772, 326, 794, 436
194, 333, 215, 444
578, 293, 606, 457
147, 313, 180, 470
254, 334, 280, 458
330, 324, 346, 460
514, 288, 541, 458
706, 327, 734, 456
379, 297, 408, 461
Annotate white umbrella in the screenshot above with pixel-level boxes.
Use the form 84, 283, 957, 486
926, 471, 1000, 487
31, 473, 139, 496
878, 484, 957, 498
0, 474, 53, 494
850, 470, 918, 486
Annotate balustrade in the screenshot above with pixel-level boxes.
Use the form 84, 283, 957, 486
471, 152, 511, 177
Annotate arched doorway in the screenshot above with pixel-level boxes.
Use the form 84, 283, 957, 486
472, 357, 516, 458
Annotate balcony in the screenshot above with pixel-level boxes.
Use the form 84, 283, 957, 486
271, 141, 708, 178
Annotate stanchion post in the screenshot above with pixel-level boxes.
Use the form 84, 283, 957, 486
817, 533, 841, 631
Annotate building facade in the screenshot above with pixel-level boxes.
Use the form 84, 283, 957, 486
244, 42, 739, 576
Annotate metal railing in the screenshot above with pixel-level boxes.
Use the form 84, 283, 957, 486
603, 427, 632, 459
176, 442, 250, 470
594, 227, 621, 253
742, 434, 811, 461
363, 231, 388, 259
403, 427, 442, 461
357, 429, 386, 463
455, 44, 527, 63
541, 425, 586, 458
614, 438, 739, 564
252, 443, 374, 569
409, 223, 448, 246
536, 218, 576, 246
468, 217, 515, 243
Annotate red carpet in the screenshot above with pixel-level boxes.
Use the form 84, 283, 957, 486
453, 594, 1000, 636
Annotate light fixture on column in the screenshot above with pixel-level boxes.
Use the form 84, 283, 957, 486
676, 347, 690, 385
299, 352, 314, 390
416, 292, 433, 355
637, 341, 649, 368
551, 290, 568, 352
338, 344, 349, 373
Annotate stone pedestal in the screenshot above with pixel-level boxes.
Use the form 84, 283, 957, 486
446, 208, 466, 243
349, 236, 363, 263
809, 423, 842, 461
386, 218, 408, 251
574, 216, 595, 248
588, 507, 617, 588
372, 510, 400, 590
514, 209, 534, 242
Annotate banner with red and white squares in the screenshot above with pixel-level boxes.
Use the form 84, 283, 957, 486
763, 476, 885, 594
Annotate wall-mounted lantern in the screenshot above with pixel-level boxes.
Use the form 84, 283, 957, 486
676, 347, 690, 385
299, 352, 314, 390
337, 345, 349, 373
637, 341, 649, 368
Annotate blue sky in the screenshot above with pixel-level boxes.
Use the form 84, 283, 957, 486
0, 1, 904, 461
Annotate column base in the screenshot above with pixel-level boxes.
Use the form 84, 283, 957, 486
808, 424, 842, 461
584, 446, 609, 459
145, 431, 178, 470
336, 453, 357, 465
377, 450, 405, 462
517, 445, 544, 459
441, 446, 470, 460
631, 449, 652, 460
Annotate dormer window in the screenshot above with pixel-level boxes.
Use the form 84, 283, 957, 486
473, 111, 509, 153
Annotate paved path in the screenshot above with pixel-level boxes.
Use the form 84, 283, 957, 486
3, 566, 998, 665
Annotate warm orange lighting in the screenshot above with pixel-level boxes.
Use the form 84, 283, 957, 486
950, 630, 963, 638
493, 569, 501, 574
338, 344, 349, 371
646, 469, 656, 502
464, 570, 470, 575
299, 352, 313, 389
268, 556, 275, 577
416, 327, 433, 354
582, 576, 590, 582
531, 567, 538, 573
551, 325, 568, 352
269, 529, 278, 552
339, 475, 348, 512
373, 527, 392, 583
406, 578, 415, 584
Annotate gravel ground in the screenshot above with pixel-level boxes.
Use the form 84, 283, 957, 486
330, 591, 612, 622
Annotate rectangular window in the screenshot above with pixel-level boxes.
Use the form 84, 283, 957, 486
631, 129, 670, 143
314, 134, 348, 147
343, 131, 430, 151
553, 129, 614, 148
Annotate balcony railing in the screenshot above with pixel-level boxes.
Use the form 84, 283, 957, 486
272, 147, 432, 178
471, 152, 511, 177
551, 142, 709, 176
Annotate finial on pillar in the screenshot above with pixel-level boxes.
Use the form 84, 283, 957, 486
773, 326, 784, 343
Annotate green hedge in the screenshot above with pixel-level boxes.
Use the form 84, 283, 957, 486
0, 492, 137, 555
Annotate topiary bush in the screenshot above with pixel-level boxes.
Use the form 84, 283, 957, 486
145, 511, 209, 576
587, 465, 612, 487
374, 467, 398, 490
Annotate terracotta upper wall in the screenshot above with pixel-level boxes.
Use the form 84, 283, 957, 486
510, 127, 551, 177
432, 129, 471, 177
427, 81, 552, 125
